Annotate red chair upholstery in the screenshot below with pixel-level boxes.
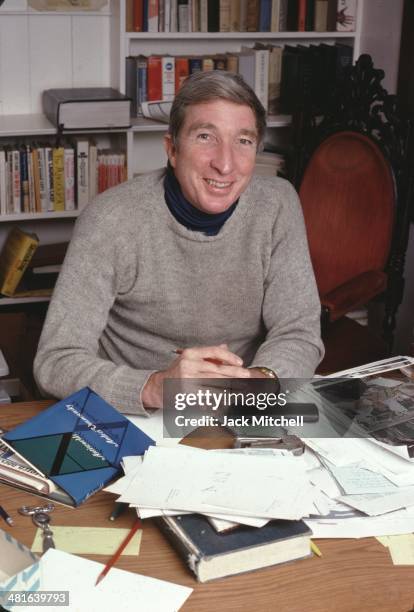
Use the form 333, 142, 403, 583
290, 55, 414, 374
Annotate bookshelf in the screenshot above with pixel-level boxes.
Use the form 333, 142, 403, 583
0, 0, 405, 306
109, 0, 400, 174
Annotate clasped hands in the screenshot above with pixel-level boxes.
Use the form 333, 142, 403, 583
142, 343, 267, 409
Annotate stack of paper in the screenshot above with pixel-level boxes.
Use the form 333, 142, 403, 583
106, 445, 330, 527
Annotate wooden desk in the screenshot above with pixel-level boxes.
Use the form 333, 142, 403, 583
1, 402, 413, 612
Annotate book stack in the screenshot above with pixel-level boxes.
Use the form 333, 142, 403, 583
126, 0, 357, 34
125, 42, 353, 118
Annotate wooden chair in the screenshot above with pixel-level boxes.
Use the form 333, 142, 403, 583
290, 54, 414, 374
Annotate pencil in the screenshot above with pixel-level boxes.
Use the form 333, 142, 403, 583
310, 540, 322, 557
95, 518, 142, 586
0, 505, 13, 527
173, 348, 223, 366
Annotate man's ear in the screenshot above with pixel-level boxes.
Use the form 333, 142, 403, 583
164, 134, 176, 168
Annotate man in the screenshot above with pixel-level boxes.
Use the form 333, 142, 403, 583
34, 71, 324, 415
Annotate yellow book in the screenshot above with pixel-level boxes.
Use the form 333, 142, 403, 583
52, 147, 65, 211
0, 227, 39, 296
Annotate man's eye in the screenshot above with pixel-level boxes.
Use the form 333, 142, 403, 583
239, 137, 255, 146
196, 133, 211, 142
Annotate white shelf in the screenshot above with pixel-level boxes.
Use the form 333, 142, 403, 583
0, 211, 80, 222
0, 296, 51, 306
126, 31, 356, 41
0, 114, 56, 137
131, 114, 291, 133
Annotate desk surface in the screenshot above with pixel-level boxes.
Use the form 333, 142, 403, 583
0, 402, 413, 612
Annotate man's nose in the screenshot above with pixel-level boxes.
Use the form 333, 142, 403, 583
210, 141, 234, 174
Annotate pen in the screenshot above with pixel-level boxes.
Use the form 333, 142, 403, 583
95, 518, 142, 586
0, 504, 13, 527
310, 540, 322, 557
109, 502, 128, 521
173, 348, 223, 366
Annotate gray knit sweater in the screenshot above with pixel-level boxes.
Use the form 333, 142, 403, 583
34, 168, 324, 415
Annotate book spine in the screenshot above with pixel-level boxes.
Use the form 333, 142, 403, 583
125, 0, 134, 31
89, 143, 98, 201
133, 0, 144, 31
336, 0, 356, 31
208, 0, 220, 31
326, 0, 337, 30
230, 0, 240, 30
159, 0, 165, 31
76, 140, 89, 210
148, 0, 159, 31
31, 148, 41, 213
199, 0, 208, 31
64, 148, 75, 211
164, 0, 171, 31
137, 56, 148, 116
11, 149, 21, 214
170, 0, 178, 32
305, 0, 315, 30
255, 49, 269, 111
38, 148, 48, 213
219, 0, 231, 32
246, 0, 260, 31
26, 145, 35, 213
20, 148, 30, 213
52, 147, 65, 211
192, 0, 199, 31
147, 56, 162, 101
0, 150, 6, 216
314, 0, 328, 31
259, 0, 272, 31
45, 147, 54, 212
175, 57, 189, 92
268, 46, 283, 114
178, 0, 189, 32
298, 0, 307, 31
154, 516, 201, 580
162, 56, 175, 100
125, 56, 138, 117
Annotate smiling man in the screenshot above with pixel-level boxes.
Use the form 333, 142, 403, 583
34, 71, 324, 414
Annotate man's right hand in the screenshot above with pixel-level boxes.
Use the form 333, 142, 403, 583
141, 344, 250, 409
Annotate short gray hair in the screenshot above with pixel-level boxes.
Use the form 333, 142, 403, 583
168, 70, 266, 148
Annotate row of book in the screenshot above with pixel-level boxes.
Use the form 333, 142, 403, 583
0, 142, 127, 217
126, 0, 356, 33
126, 42, 353, 116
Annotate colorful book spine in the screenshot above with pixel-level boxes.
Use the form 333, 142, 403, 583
148, 0, 159, 32
76, 140, 89, 210
162, 56, 175, 101
52, 147, 65, 211
147, 56, 163, 101
64, 147, 75, 211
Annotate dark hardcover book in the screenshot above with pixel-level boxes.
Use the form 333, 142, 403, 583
280, 45, 314, 112
2, 387, 155, 506
189, 57, 203, 73
246, 0, 260, 31
156, 513, 312, 582
326, 0, 337, 30
259, 0, 272, 31
27, 241, 68, 269
305, 0, 315, 30
208, 0, 220, 31
42, 88, 132, 130
125, 56, 138, 117
286, 0, 298, 30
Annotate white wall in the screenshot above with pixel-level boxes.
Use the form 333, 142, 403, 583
0, 0, 111, 115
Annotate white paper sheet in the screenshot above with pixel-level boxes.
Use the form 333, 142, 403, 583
2, 548, 192, 612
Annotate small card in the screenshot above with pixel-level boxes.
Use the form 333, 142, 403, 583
31, 526, 142, 555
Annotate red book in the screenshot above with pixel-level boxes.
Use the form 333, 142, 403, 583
147, 56, 162, 101
175, 57, 189, 93
133, 0, 143, 32
298, 0, 307, 31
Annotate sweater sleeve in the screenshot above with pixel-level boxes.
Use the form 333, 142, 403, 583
249, 180, 324, 378
33, 198, 152, 416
